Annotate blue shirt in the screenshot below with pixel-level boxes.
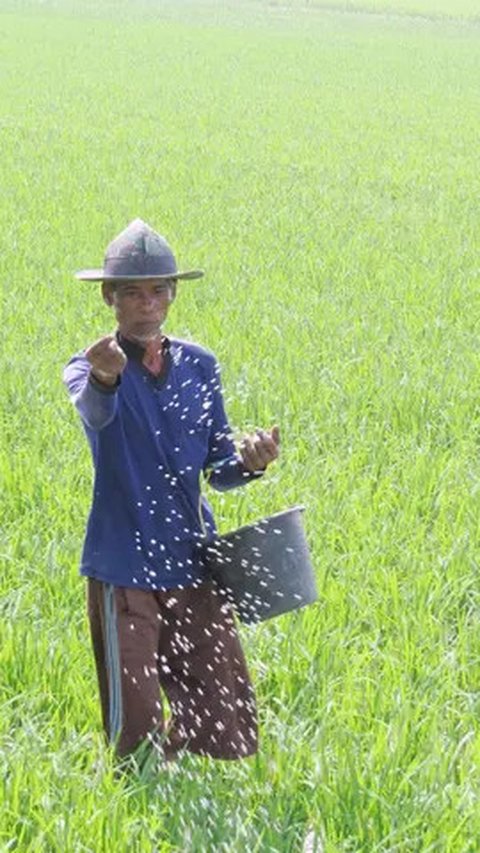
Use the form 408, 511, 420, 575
63, 335, 260, 590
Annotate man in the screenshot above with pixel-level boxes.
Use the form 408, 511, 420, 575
63, 218, 279, 763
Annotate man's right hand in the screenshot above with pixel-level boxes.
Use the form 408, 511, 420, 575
85, 335, 127, 386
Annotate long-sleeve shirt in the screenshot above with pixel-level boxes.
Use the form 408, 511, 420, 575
63, 334, 261, 590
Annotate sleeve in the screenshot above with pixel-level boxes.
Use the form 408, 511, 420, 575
63, 354, 119, 431
204, 360, 264, 492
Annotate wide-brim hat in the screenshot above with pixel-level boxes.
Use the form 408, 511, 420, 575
75, 218, 204, 282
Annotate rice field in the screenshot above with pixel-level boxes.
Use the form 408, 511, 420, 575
1, 0, 480, 850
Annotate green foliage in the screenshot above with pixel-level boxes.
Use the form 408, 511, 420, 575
1, 0, 480, 849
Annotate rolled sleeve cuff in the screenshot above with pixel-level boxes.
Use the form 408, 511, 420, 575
88, 372, 121, 394
207, 456, 265, 491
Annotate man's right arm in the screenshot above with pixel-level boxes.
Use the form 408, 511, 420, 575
63, 336, 127, 431
63, 355, 119, 431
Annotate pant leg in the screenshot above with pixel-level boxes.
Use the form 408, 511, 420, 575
87, 578, 166, 758
87, 578, 110, 739
157, 581, 258, 760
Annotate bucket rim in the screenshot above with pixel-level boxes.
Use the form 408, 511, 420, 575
210, 505, 306, 546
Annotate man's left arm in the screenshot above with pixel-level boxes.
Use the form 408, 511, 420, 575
204, 363, 280, 491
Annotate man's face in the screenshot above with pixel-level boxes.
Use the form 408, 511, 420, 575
103, 278, 176, 340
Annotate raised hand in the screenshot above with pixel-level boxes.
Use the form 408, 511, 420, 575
85, 335, 128, 385
240, 425, 280, 473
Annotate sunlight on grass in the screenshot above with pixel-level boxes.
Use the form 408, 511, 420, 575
1, 0, 480, 849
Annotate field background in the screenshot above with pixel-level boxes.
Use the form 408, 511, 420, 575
1, 0, 480, 850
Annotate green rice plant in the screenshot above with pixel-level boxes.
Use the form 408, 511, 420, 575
1, 0, 480, 849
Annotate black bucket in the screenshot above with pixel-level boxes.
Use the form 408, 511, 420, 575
203, 506, 317, 624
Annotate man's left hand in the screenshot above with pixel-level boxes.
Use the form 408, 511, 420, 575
240, 426, 280, 473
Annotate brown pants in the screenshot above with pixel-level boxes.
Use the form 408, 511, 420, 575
87, 578, 258, 760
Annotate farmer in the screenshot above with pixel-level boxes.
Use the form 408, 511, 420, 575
63, 218, 280, 763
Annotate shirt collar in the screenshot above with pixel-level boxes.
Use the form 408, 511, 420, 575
116, 331, 171, 362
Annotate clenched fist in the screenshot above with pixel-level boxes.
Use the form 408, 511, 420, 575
85, 335, 128, 386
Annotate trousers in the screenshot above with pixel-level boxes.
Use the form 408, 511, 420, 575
87, 577, 258, 760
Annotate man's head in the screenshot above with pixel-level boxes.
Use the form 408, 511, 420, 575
102, 278, 177, 341
75, 218, 203, 342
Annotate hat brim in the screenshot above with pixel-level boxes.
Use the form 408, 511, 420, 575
74, 268, 204, 282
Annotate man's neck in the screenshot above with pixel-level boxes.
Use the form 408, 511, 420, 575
120, 328, 163, 346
